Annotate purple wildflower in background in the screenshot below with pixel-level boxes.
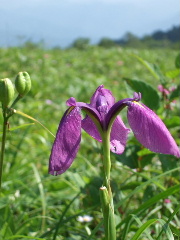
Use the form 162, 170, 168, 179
49, 85, 180, 175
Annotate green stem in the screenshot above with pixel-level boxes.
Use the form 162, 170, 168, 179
10, 94, 22, 108
101, 131, 116, 240
102, 132, 111, 188
0, 109, 8, 193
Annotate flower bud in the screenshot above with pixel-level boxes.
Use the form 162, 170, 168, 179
15, 72, 31, 96
0, 78, 14, 107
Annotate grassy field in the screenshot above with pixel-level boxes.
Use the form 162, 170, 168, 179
0, 46, 180, 240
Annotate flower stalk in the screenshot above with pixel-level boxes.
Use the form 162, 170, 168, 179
100, 186, 116, 240
0, 72, 32, 193
101, 131, 116, 240
0, 108, 8, 192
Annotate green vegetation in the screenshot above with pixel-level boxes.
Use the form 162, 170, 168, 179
0, 46, 179, 239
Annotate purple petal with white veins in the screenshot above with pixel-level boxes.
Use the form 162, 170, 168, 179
110, 116, 130, 154
127, 102, 180, 158
49, 107, 82, 175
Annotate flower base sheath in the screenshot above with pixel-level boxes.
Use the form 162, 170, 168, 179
49, 85, 180, 175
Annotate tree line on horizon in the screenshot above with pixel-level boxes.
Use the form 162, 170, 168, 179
71, 25, 180, 50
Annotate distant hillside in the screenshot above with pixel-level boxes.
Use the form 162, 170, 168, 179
98, 25, 180, 49
145, 25, 180, 42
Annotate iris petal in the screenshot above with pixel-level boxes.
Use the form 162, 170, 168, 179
49, 107, 82, 175
110, 116, 130, 154
67, 97, 102, 122
82, 116, 102, 142
90, 85, 115, 109
127, 102, 180, 158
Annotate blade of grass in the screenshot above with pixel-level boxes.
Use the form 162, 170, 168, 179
117, 184, 179, 229
156, 219, 174, 240
52, 191, 81, 240
31, 163, 46, 232
14, 110, 55, 137
131, 54, 160, 80
130, 218, 157, 240
116, 167, 180, 210
0, 123, 35, 134
156, 205, 180, 240
86, 221, 103, 240
8, 235, 46, 240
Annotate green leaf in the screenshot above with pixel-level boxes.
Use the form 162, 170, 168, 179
175, 53, 180, 68
117, 184, 180, 234
124, 78, 160, 109
170, 225, 180, 237
0, 205, 15, 238
169, 85, 180, 101
163, 116, 180, 128
159, 155, 179, 174
0, 109, 3, 125
0, 123, 35, 134
8, 235, 46, 240
137, 148, 153, 156
156, 219, 174, 240
117, 145, 141, 169
156, 205, 180, 239
165, 69, 180, 78
0, 222, 14, 239
133, 184, 179, 216
131, 55, 160, 80
130, 218, 157, 240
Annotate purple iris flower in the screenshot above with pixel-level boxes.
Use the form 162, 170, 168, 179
49, 85, 180, 175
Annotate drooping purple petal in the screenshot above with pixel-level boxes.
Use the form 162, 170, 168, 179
82, 115, 102, 142
127, 101, 180, 158
49, 107, 82, 175
110, 116, 130, 154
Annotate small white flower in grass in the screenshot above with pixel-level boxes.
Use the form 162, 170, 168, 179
14, 190, 20, 198
9, 190, 20, 201
77, 215, 93, 223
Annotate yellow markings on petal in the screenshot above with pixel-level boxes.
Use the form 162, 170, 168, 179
66, 106, 75, 116
133, 101, 145, 109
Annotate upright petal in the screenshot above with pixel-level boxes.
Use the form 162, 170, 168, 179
110, 116, 130, 154
49, 107, 82, 175
90, 85, 115, 109
127, 101, 180, 158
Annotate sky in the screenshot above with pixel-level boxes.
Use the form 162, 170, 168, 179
0, 0, 179, 48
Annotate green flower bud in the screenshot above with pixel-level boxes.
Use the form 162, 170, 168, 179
0, 78, 14, 107
15, 72, 31, 96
